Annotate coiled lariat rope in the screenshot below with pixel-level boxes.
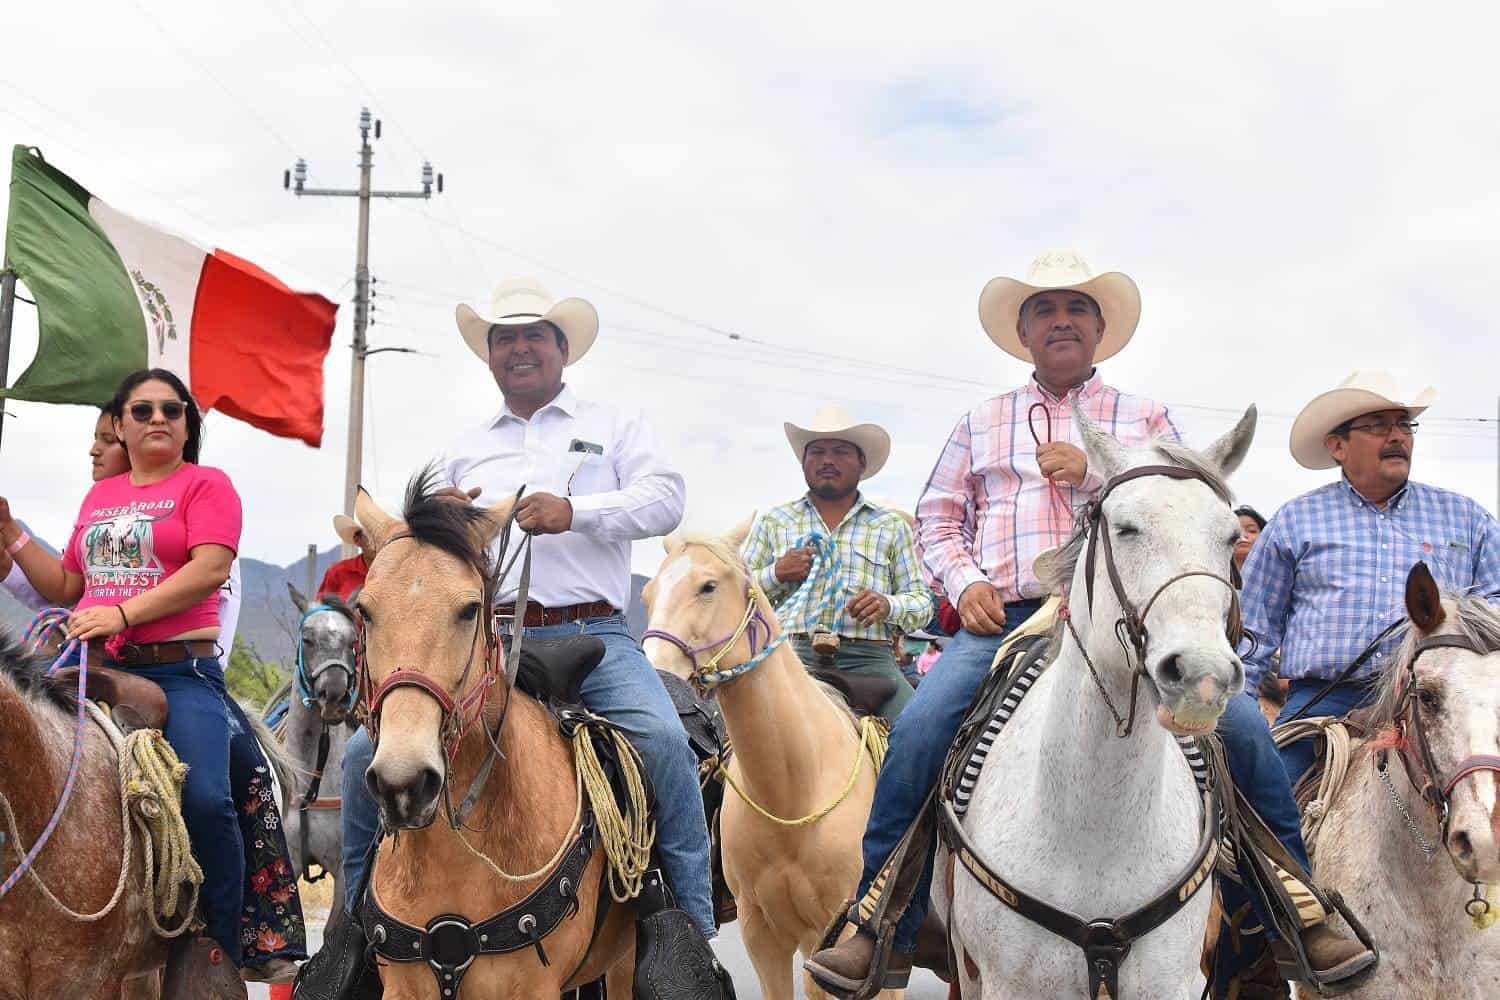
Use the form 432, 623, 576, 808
452, 719, 655, 903
0, 610, 202, 934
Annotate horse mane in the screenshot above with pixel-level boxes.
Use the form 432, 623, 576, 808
676, 535, 863, 730
1036, 436, 1236, 594
0, 630, 79, 716
1364, 592, 1500, 735
400, 465, 496, 584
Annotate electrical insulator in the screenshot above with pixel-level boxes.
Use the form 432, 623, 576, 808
421, 161, 434, 189
293, 158, 308, 190
359, 107, 372, 134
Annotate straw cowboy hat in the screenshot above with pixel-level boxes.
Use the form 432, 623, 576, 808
978, 249, 1141, 363
454, 277, 599, 366
333, 514, 367, 549
785, 405, 891, 480
1289, 370, 1437, 470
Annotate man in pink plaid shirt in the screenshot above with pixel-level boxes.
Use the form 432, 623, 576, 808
810, 250, 1375, 996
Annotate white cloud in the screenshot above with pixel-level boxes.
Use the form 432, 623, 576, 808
2, 1, 1495, 582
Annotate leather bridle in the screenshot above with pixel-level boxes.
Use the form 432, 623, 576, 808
1388, 633, 1500, 827
1068, 464, 1245, 737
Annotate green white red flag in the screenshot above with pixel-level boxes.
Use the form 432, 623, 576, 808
2, 145, 337, 446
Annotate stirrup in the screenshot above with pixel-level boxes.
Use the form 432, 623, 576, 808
808, 900, 899, 1000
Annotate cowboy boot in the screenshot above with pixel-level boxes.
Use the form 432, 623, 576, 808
805, 929, 914, 998
1271, 923, 1377, 989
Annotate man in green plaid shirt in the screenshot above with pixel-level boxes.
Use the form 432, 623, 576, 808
740, 405, 933, 720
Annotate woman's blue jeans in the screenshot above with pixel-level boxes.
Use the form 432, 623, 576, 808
121, 656, 245, 964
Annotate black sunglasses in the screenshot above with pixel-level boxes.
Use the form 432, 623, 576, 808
127, 400, 187, 423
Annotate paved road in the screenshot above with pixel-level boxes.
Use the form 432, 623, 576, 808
249, 913, 950, 998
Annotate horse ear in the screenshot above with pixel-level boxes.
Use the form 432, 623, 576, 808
287, 581, 308, 615
1202, 404, 1257, 478
663, 532, 686, 555
353, 488, 400, 550
1072, 403, 1128, 483
724, 511, 757, 550
475, 493, 520, 547
1405, 562, 1446, 634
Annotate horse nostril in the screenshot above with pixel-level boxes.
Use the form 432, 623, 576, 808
1158, 655, 1184, 687
1451, 830, 1475, 861
416, 766, 442, 805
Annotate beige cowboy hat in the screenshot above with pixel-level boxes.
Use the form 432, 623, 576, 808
333, 514, 367, 549
978, 249, 1141, 363
784, 405, 891, 480
455, 277, 599, 366
1289, 370, 1437, 470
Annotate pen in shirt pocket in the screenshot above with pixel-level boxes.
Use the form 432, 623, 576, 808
564, 439, 605, 496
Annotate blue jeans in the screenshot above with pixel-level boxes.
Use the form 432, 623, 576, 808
855, 600, 1044, 952
342, 614, 715, 936
123, 656, 245, 964
1213, 691, 1316, 987
1276, 680, 1376, 788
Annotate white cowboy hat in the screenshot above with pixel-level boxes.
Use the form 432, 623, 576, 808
978, 249, 1141, 363
1289, 370, 1437, 470
333, 514, 366, 549
784, 405, 891, 480
454, 277, 599, 366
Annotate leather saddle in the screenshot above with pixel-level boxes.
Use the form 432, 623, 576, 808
513, 636, 607, 706
808, 668, 898, 719
50, 664, 169, 732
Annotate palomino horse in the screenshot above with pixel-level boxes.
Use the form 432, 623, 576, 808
1288, 563, 1500, 998
934, 406, 1256, 998
0, 631, 245, 999
642, 530, 893, 1000
350, 477, 637, 996
277, 588, 359, 901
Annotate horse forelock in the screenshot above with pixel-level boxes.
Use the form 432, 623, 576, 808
396, 465, 496, 586
1366, 592, 1500, 735
0, 631, 78, 717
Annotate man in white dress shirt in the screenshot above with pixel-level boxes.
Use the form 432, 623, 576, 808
334, 278, 716, 940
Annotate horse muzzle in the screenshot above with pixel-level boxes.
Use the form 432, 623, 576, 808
1445, 796, 1500, 885
1151, 648, 1239, 735
366, 754, 444, 829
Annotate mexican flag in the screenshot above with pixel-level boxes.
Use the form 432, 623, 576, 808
3, 145, 337, 446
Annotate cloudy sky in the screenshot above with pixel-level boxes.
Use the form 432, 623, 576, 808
2, 2, 1495, 575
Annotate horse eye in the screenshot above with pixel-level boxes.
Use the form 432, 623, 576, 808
699, 580, 718, 595
1114, 524, 1141, 538
457, 602, 481, 623
1418, 688, 1442, 712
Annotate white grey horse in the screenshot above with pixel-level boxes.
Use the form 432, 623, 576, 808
935, 406, 1255, 999
271, 585, 360, 921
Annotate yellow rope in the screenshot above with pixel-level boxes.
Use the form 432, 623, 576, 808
453, 769, 585, 883
717, 715, 887, 828
575, 726, 655, 903
122, 727, 203, 937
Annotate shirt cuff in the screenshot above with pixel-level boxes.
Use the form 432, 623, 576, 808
756, 561, 781, 597
565, 495, 596, 532
946, 566, 990, 609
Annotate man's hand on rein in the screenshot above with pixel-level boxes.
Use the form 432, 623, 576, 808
773, 547, 814, 584
515, 493, 573, 535
1037, 442, 1088, 487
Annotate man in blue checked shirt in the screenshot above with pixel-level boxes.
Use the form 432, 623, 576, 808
741, 404, 933, 722
1244, 370, 1500, 782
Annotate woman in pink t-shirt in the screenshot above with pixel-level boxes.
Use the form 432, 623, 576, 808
0, 369, 248, 966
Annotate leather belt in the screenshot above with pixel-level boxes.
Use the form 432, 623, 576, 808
789, 633, 891, 647
97, 640, 220, 668
495, 600, 617, 628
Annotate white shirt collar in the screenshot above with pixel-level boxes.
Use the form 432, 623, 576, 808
490, 384, 578, 427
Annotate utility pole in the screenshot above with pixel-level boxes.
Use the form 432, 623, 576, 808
306, 543, 318, 600
283, 108, 442, 549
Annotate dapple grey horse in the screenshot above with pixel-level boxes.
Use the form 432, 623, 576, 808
269, 585, 359, 931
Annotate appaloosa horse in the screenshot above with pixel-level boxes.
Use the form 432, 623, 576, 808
934, 406, 1256, 999
1289, 563, 1500, 998
643, 529, 897, 1000
348, 477, 639, 996
0, 632, 245, 999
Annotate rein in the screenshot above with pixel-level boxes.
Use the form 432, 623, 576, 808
1066, 465, 1243, 737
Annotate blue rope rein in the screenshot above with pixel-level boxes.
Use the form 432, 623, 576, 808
1, 608, 90, 900
698, 532, 843, 688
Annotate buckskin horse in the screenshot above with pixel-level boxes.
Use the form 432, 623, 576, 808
1280, 562, 1500, 998
642, 528, 899, 999
0, 629, 246, 999
932, 406, 1256, 998
348, 477, 638, 996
